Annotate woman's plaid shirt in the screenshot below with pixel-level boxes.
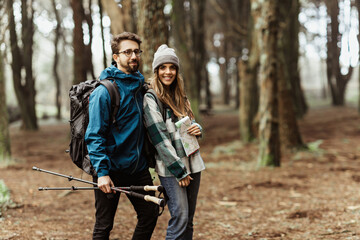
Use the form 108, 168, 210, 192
143, 93, 205, 181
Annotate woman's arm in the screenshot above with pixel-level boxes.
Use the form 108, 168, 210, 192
143, 93, 188, 181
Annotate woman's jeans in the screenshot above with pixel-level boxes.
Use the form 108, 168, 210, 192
92, 169, 158, 240
159, 172, 201, 240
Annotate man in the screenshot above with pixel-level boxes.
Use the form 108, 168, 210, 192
85, 32, 158, 240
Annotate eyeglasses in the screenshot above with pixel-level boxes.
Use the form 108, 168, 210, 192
118, 49, 143, 57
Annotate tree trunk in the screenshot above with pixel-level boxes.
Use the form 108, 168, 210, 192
172, 0, 203, 120
357, 0, 360, 113
137, 0, 168, 80
277, 0, 304, 150
101, 0, 135, 34
7, 0, 38, 130
255, 0, 281, 167
239, 2, 259, 143
52, 0, 62, 120
0, 49, 11, 162
70, 0, 86, 84
99, 0, 107, 69
326, 0, 353, 106
191, 0, 207, 106
84, 0, 96, 80
283, 0, 307, 118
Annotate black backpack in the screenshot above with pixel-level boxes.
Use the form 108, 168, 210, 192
142, 87, 167, 168
68, 79, 120, 176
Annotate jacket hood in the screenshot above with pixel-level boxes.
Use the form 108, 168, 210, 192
99, 65, 144, 82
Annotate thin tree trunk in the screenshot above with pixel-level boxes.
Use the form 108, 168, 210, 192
99, 0, 107, 69
326, 0, 353, 106
0, 49, 11, 162
284, 0, 307, 118
256, 0, 281, 167
71, 0, 86, 84
7, 0, 38, 130
172, 0, 201, 119
52, 0, 62, 119
239, 4, 259, 143
355, 0, 360, 113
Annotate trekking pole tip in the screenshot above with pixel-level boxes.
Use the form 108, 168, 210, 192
32, 166, 39, 171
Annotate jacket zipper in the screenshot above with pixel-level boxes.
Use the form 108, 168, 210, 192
131, 85, 142, 174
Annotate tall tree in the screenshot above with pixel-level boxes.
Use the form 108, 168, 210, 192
356, 0, 360, 113
172, 0, 207, 119
101, 0, 136, 34
0, 0, 11, 162
98, 0, 107, 69
70, 0, 95, 84
6, 0, 38, 130
52, 0, 62, 119
137, 0, 168, 80
277, 0, 304, 150
0, 49, 11, 163
70, 0, 86, 84
325, 0, 353, 106
283, 0, 307, 118
255, 0, 281, 167
239, 1, 259, 143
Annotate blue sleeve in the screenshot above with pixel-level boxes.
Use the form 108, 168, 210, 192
85, 86, 112, 177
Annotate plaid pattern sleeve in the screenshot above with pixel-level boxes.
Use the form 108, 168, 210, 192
143, 93, 188, 180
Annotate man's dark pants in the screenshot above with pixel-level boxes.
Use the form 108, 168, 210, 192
92, 169, 158, 240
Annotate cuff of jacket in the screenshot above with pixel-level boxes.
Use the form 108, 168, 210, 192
97, 169, 109, 178
167, 161, 188, 181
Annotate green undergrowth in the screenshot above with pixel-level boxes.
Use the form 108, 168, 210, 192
0, 179, 16, 217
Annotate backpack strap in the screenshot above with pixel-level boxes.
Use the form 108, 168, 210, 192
146, 88, 166, 122
100, 78, 120, 125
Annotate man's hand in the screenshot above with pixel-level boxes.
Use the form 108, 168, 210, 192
179, 175, 193, 187
98, 176, 115, 193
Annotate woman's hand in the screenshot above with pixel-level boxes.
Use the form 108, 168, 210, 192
187, 124, 201, 136
179, 175, 193, 187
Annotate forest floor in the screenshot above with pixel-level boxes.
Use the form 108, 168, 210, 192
1, 106, 360, 240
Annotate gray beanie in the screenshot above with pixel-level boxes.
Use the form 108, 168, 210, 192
152, 44, 180, 72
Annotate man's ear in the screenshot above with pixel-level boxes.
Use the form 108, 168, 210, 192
113, 54, 119, 62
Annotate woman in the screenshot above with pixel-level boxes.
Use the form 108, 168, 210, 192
143, 44, 205, 240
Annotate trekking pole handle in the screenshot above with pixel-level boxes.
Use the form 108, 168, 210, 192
129, 185, 164, 192
129, 191, 165, 207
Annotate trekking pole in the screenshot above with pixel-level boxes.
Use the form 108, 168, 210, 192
33, 166, 165, 207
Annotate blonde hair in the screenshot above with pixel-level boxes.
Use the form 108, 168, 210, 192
149, 68, 194, 119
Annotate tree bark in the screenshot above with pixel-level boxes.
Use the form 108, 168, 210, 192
7, 0, 38, 130
239, 1, 259, 143
326, 0, 353, 106
70, 0, 86, 84
137, 0, 168, 80
52, 0, 62, 119
277, 0, 304, 150
98, 0, 107, 69
283, 0, 307, 118
0, 49, 11, 162
172, 0, 205, 120
356, 0, 360, 113
101, 0, 135, 34
255, 0, 281, 167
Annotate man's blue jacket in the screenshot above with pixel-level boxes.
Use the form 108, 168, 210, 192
85, 65, 147, 177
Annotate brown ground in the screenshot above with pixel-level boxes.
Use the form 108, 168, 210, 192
1, 106, 360, 240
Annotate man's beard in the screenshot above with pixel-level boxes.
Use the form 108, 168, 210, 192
121, 59, 139, 73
